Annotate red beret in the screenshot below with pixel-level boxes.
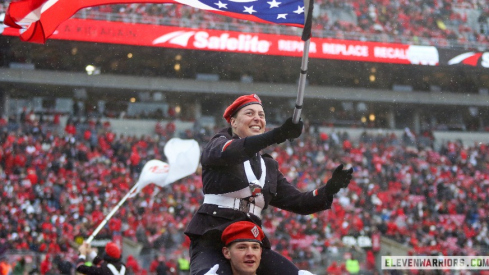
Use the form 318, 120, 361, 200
221, 221, 265, 246
223, 94, 262, 123
105, 242, 121, 259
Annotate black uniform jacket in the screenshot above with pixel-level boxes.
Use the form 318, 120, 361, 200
184, 127, 334, 248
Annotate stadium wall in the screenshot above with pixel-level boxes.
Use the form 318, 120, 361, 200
2, 68, 489, 106
70, 116, 489, 147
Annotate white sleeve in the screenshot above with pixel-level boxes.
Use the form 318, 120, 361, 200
88, 250, 98, 261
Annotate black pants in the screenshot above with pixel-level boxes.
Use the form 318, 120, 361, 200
189, 233, 299, 275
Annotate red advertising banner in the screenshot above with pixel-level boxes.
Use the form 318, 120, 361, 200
2, 19, 440, 65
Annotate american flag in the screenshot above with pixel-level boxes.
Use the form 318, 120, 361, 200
5, 0, 309, 43
197, 0, 305, 25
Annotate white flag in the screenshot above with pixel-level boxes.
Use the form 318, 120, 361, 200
129, 138, 200, 197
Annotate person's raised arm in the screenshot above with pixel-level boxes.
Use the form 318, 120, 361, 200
243, 117, 303, 155
202, 118, 303, 166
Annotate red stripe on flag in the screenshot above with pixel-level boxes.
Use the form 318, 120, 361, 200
5, 0, 47, 28
21, 21, 46, 43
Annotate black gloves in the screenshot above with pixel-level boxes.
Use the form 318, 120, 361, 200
324, 164, 353, 195
243, 117, 303, 156
272, 117, 303, 144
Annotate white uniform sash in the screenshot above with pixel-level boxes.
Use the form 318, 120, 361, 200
243, 156, 266, 189
107, 264, 125, 275
243, 156, 266, 209
203, 155, 267, 214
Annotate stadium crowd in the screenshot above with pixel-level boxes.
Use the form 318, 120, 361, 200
0, 109, 488, 275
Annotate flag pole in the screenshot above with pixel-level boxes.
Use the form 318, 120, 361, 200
86, 182, 140, 244
292, 0, 313, 124
292, 39, 310, 123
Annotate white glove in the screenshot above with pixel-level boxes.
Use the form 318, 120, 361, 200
299, 270, 316, 275
204, 264, 220, 275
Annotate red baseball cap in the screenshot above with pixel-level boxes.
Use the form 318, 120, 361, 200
221, 221, 265, 246
223, 94, 262, 123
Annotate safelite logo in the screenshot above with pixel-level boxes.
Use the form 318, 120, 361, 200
448, 52, 489, 68
152, 30, 271, 53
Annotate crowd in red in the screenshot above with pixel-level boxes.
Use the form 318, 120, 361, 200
68, 0, 489, 47
312, 0, 489, 46
0, 113, 488, 274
